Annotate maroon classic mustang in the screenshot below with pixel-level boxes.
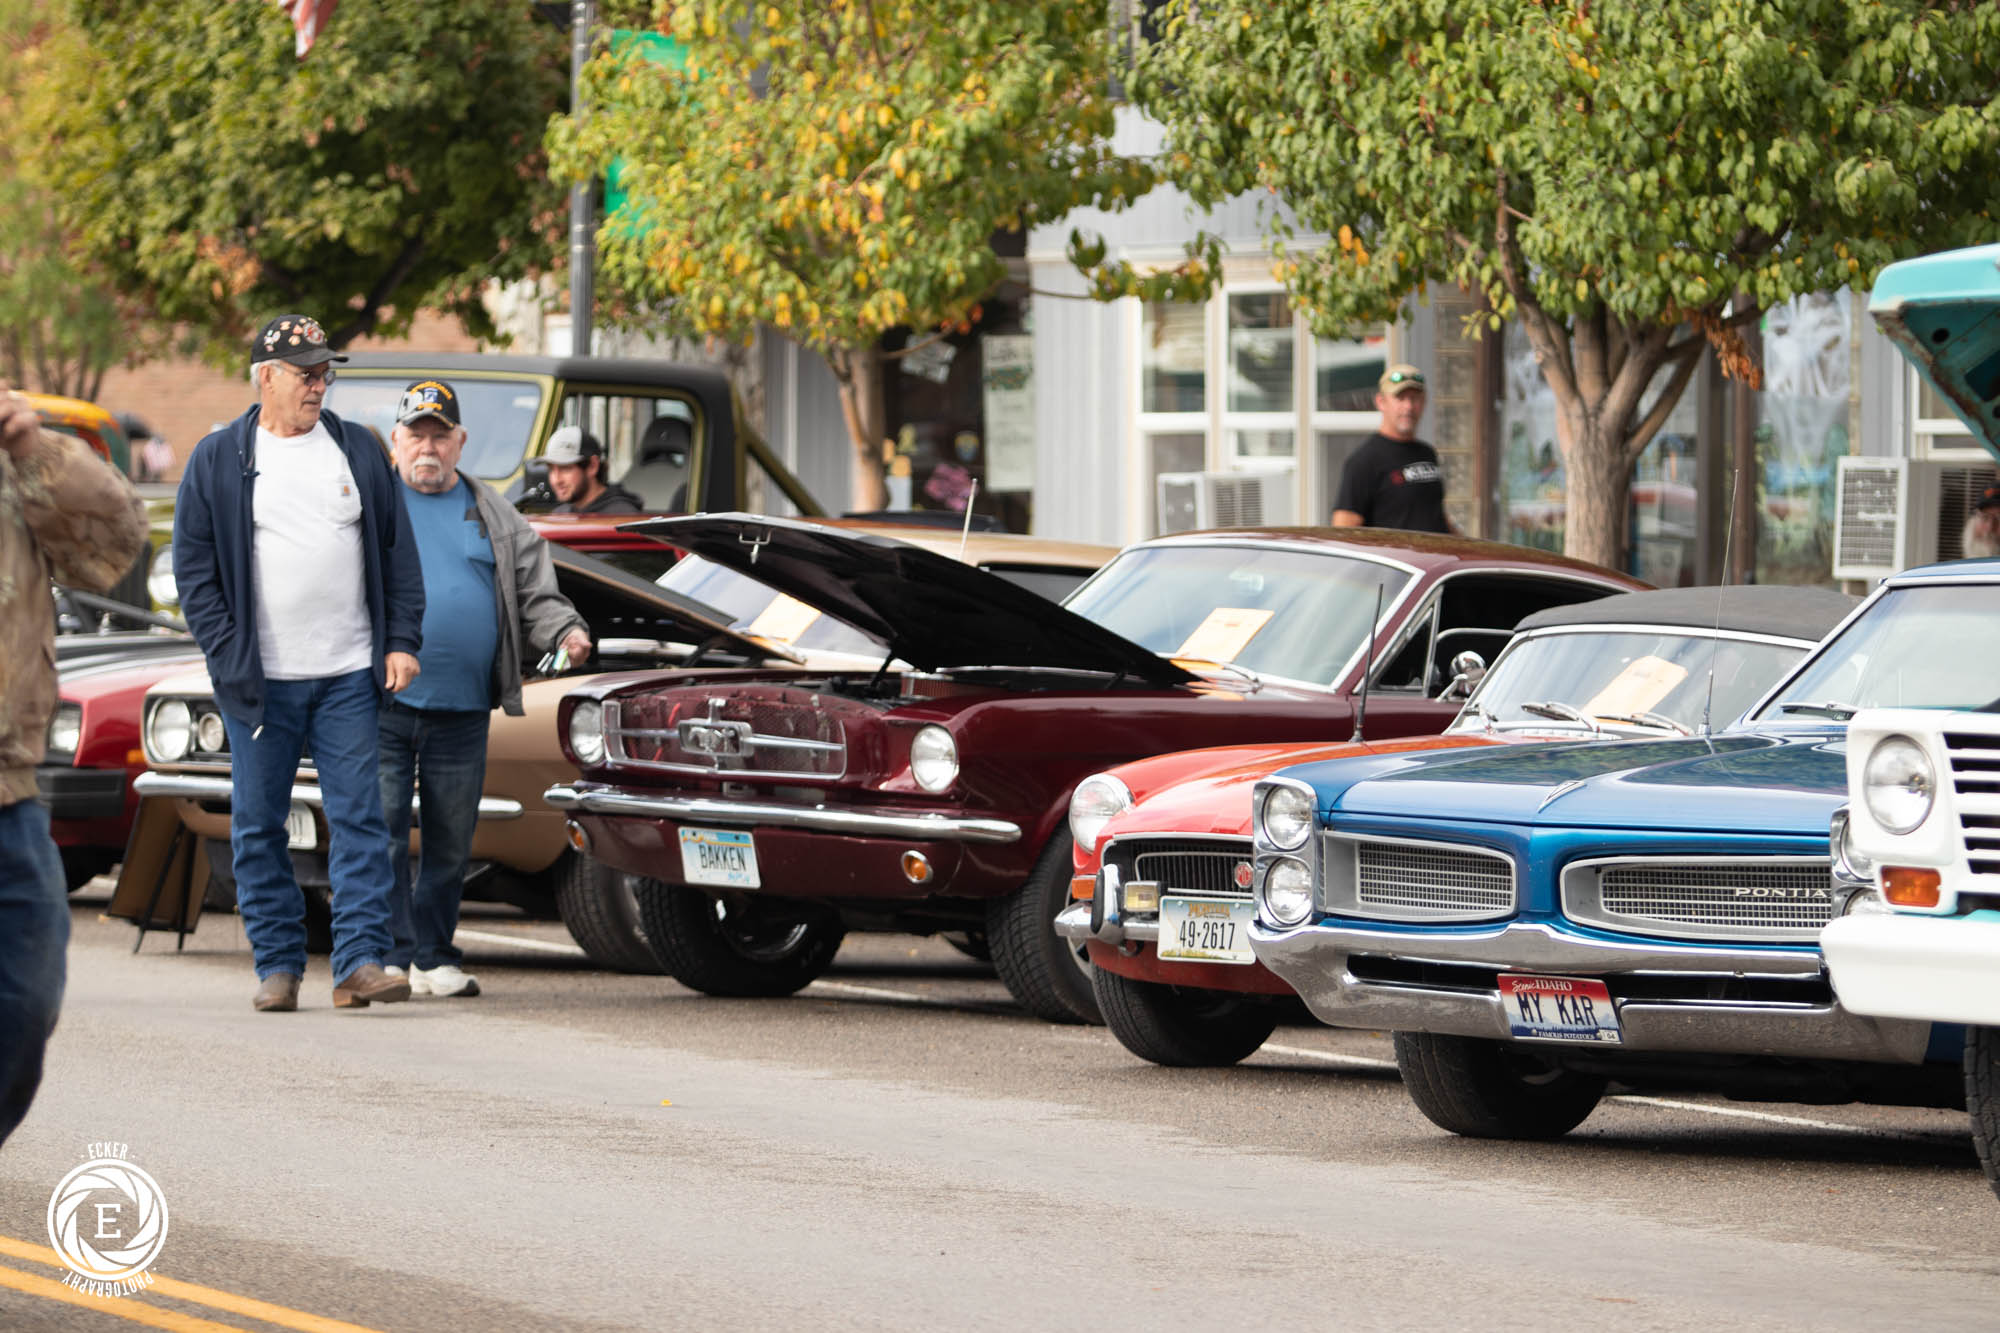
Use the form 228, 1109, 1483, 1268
547, 515, 1641, 1022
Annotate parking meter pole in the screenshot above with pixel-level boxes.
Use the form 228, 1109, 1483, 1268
568, 0, 596, 358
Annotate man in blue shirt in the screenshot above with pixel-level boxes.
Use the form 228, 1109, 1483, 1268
380, 380, 591, 998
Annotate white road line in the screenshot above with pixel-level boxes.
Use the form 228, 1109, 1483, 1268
454, 928, 586, 957
806, 979, 957, 1006
1260, 1041, 1397, 1070
1607, 1094, 1945, 1141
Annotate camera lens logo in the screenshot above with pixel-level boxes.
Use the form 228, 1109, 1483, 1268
47, 1148, 169, 1297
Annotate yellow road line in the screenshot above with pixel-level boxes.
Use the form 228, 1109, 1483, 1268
0, 1235, 386, 1333
0, 1261, 249, 1332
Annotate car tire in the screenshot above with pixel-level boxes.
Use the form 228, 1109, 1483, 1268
1092, 967, 1278, 1066
986, 832, 1101, 1026
634, 879, 843, 997
552, 853, 666, 975
1393, 1031, 1605, 1139
942, 930, 991, 962
1965, 1025, 2000, 1200
59, 847, 116, 894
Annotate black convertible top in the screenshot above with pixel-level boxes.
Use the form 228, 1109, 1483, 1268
1515, 584, 1859, 645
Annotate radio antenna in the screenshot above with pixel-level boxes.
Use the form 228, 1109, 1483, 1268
1351, 583, 1385, 744
957, 478, 980, 561
1701, 467, 1742, 743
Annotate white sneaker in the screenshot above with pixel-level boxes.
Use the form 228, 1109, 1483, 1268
381, 965, 407, 979
410, 963, 480, 997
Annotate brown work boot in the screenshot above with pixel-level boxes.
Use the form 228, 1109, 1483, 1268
331, 962, 412, 1009
253, 973, 300, 1012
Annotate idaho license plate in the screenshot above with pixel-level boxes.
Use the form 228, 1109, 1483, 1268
1158, 896, 1256, 965
285, 803, 316, 851
1499, 973, 1621, 1043
678, 827, 760, 889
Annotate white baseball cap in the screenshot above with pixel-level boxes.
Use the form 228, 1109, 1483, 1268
543, 426, 603, 466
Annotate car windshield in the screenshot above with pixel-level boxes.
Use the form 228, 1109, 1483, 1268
1450, 629, 1807, 736
657, 555, 883, 656
323, 375, 545, 479
1754, 583, 2000, 721
1061, 544, 1412, 685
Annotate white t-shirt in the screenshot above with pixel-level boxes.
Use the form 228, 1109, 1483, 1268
251, 421, 373, 680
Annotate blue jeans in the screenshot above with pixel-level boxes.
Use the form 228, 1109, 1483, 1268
222, 670, 396, 983
377, 702, 489, 970
0, 800, 68, 1147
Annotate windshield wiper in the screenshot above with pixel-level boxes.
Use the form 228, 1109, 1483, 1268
1518, 700, 1602, 733
1172, 657, 1263, 691
1776, 700, 1858, 720
1593, 710, 1692, 736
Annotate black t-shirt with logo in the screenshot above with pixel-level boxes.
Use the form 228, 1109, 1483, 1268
1333, 433, 1449, 533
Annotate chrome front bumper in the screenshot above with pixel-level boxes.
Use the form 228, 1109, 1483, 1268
1251, 917, 1931, 1064
543, 784, 1022, 845
134, 771, 524, 820
1822, 913, 2000, 1027
1054, 900, 1158, 947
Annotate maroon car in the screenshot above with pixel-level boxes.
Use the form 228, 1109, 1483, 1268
548, 516, 1643, 1022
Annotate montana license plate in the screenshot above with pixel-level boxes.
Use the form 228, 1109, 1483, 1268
1499, 973, 1621, 1043
285, 803, 316, 851
1158, 896, 1256, 965
678, 827, 760, 889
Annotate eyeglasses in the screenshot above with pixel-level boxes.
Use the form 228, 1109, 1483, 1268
269, 363, 337, 387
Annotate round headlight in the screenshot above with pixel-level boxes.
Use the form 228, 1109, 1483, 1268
568, 700, 606, 767
147, 543, 178, 608
909, 725, 959, 793
45, 704, 81, 761
1260, 856, 1314, 927
1829, 806, 1872, 884
1863, 736, 1934, 835
147, 699, 193, 762
194, 710, 227, 754
1259, 783, 1314, 851
1068, 773, 1134, 851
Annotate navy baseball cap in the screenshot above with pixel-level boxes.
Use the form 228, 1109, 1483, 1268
395, 380, 462, 429
252, 313, 346, 368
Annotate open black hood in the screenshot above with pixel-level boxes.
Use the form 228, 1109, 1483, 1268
548, 544, 791, 664
627, 514, 1194, 685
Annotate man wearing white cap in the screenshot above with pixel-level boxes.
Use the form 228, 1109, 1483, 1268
544, 426, 642, 515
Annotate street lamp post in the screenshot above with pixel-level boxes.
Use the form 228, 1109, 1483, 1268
568, 0, 596, 358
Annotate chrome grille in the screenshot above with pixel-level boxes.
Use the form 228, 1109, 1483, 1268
1566, 858, 1834, 942
1341, 838, 1515, 921
1109, 838, 1253, 898
1946, 730, 2000, 876
607, 692, 847, 778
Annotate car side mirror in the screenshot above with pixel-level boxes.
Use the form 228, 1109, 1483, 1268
1441, 649, 1486, 700
516, 459, 555, 511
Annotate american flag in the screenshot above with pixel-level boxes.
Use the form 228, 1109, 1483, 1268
274, 0, 341, 58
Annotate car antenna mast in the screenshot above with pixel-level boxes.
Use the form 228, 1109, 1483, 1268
1700, 467, 1742, 744
1350, 584, 1385, 744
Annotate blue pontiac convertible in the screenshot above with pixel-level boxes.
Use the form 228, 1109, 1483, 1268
1245, 566, 2000, 1139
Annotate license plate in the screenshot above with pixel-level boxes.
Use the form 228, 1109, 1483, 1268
1499, 973, 1621, 1044
678, 827, 760, 889
1157, 896, 1256, 965
285, 803, 316, 851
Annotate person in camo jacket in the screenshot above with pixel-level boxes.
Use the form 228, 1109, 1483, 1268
0, 384, 147, 1148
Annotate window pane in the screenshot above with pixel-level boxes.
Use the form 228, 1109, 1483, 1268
1315, 329, 1387, 411
1146, 431, 1205, 535
1230, 428, 1294, 461
1228, 293, 1294, 413
325, 375, 545, 481
1754, 290, 1850, 588
1142, 302, 1206, 413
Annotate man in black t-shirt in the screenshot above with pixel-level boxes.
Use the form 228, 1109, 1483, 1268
1331, 363, 1455, 534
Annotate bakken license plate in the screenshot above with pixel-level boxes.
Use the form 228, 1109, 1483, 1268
285, 803, 316, 851
1158, 896, 1256, 965
679, 826, 760, 889
1499, 973, 1621, 1043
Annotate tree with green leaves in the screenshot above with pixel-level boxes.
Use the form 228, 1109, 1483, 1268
0, 2, 168, 399
548, 1, 1154, 509
28, 0, 568, 359
1084, 0, 2000, 567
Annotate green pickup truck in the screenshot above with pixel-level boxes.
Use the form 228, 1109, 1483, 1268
146, 353, 824, 608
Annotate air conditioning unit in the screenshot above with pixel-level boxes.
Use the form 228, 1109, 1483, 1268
1155, 468, 1297, 535
1831, 455, 1999, 581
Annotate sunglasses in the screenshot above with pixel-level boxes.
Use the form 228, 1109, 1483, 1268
270, 363, 337, 387
1383, 370, 1425, 387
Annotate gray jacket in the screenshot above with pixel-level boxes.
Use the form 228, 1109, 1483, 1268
461, 473, 587, 717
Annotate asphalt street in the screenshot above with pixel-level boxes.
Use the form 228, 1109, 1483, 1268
0, 886, 1993, 1332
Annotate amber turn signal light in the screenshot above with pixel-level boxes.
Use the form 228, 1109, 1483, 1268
900, 851, 934, 884
1069, 875, 1094, 902
1882, 866, 1942, 909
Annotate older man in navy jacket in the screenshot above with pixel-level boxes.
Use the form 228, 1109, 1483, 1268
174, 314, 426, 1013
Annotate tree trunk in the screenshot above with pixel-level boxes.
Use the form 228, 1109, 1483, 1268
831, 341, 889, 512
1562, 421, 1633, 574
